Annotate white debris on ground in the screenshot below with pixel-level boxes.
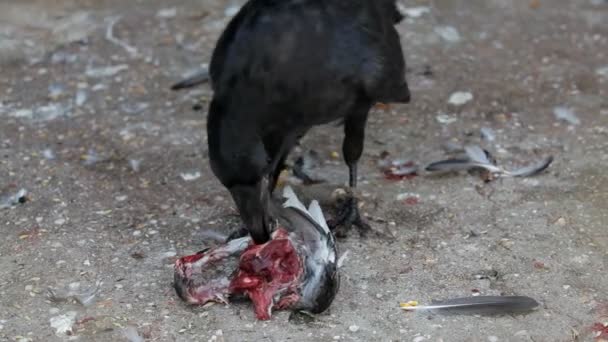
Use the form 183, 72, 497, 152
156, 7, 177, 19
434, 26, 462, 43
0, 189, 27, 209
399, 6, 431, 19
85, 64, 129, 78
49, 311, 77, 336
448, 91, 474, 106
436, 113, 458, 124
122, 326, 144, 342
181, 172, 202, 181
553, 106, 581, 125
596, 66, 608, 78
480, 127, 496, 142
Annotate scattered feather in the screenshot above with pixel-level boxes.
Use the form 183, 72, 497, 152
553, 107, 580, 125
426, 145, 553, 178
504, 156, 554, 177
425, 158, 475, 173
401, 296, 539, 315
464, 145, 493, 165
0, 188, 28, 209
47, 281, 101, 307
171, 68, 210, 90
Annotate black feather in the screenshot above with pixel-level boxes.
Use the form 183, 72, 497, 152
170, 69, 210, 90
425, 158, 474, 172
402, 296, 540, 316
507, 156, 554, 177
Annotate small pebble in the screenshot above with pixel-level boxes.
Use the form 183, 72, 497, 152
349, 325, 360, 332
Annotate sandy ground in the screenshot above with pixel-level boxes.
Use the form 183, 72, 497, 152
1, 0, 607, 341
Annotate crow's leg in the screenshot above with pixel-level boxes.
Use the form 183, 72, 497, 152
328, 100, 374, 238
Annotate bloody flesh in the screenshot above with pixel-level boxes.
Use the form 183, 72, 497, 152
230, 229, 303, 319
174, 228, 305, 320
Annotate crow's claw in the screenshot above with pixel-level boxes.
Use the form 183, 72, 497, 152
328, 195, 373, 238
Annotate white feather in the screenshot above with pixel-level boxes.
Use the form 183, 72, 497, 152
307, 200, 329, 233
465, 145, 492, 165
337, 250, 350, 268
282, 186, 308, 213
282, 186, 330, 232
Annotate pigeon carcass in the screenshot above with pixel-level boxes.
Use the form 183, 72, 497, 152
174, 186, 340, 320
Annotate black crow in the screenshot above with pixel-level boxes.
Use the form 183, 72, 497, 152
173, 0, 411, 244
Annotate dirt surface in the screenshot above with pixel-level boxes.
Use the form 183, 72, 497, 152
1, 0, 607, 341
